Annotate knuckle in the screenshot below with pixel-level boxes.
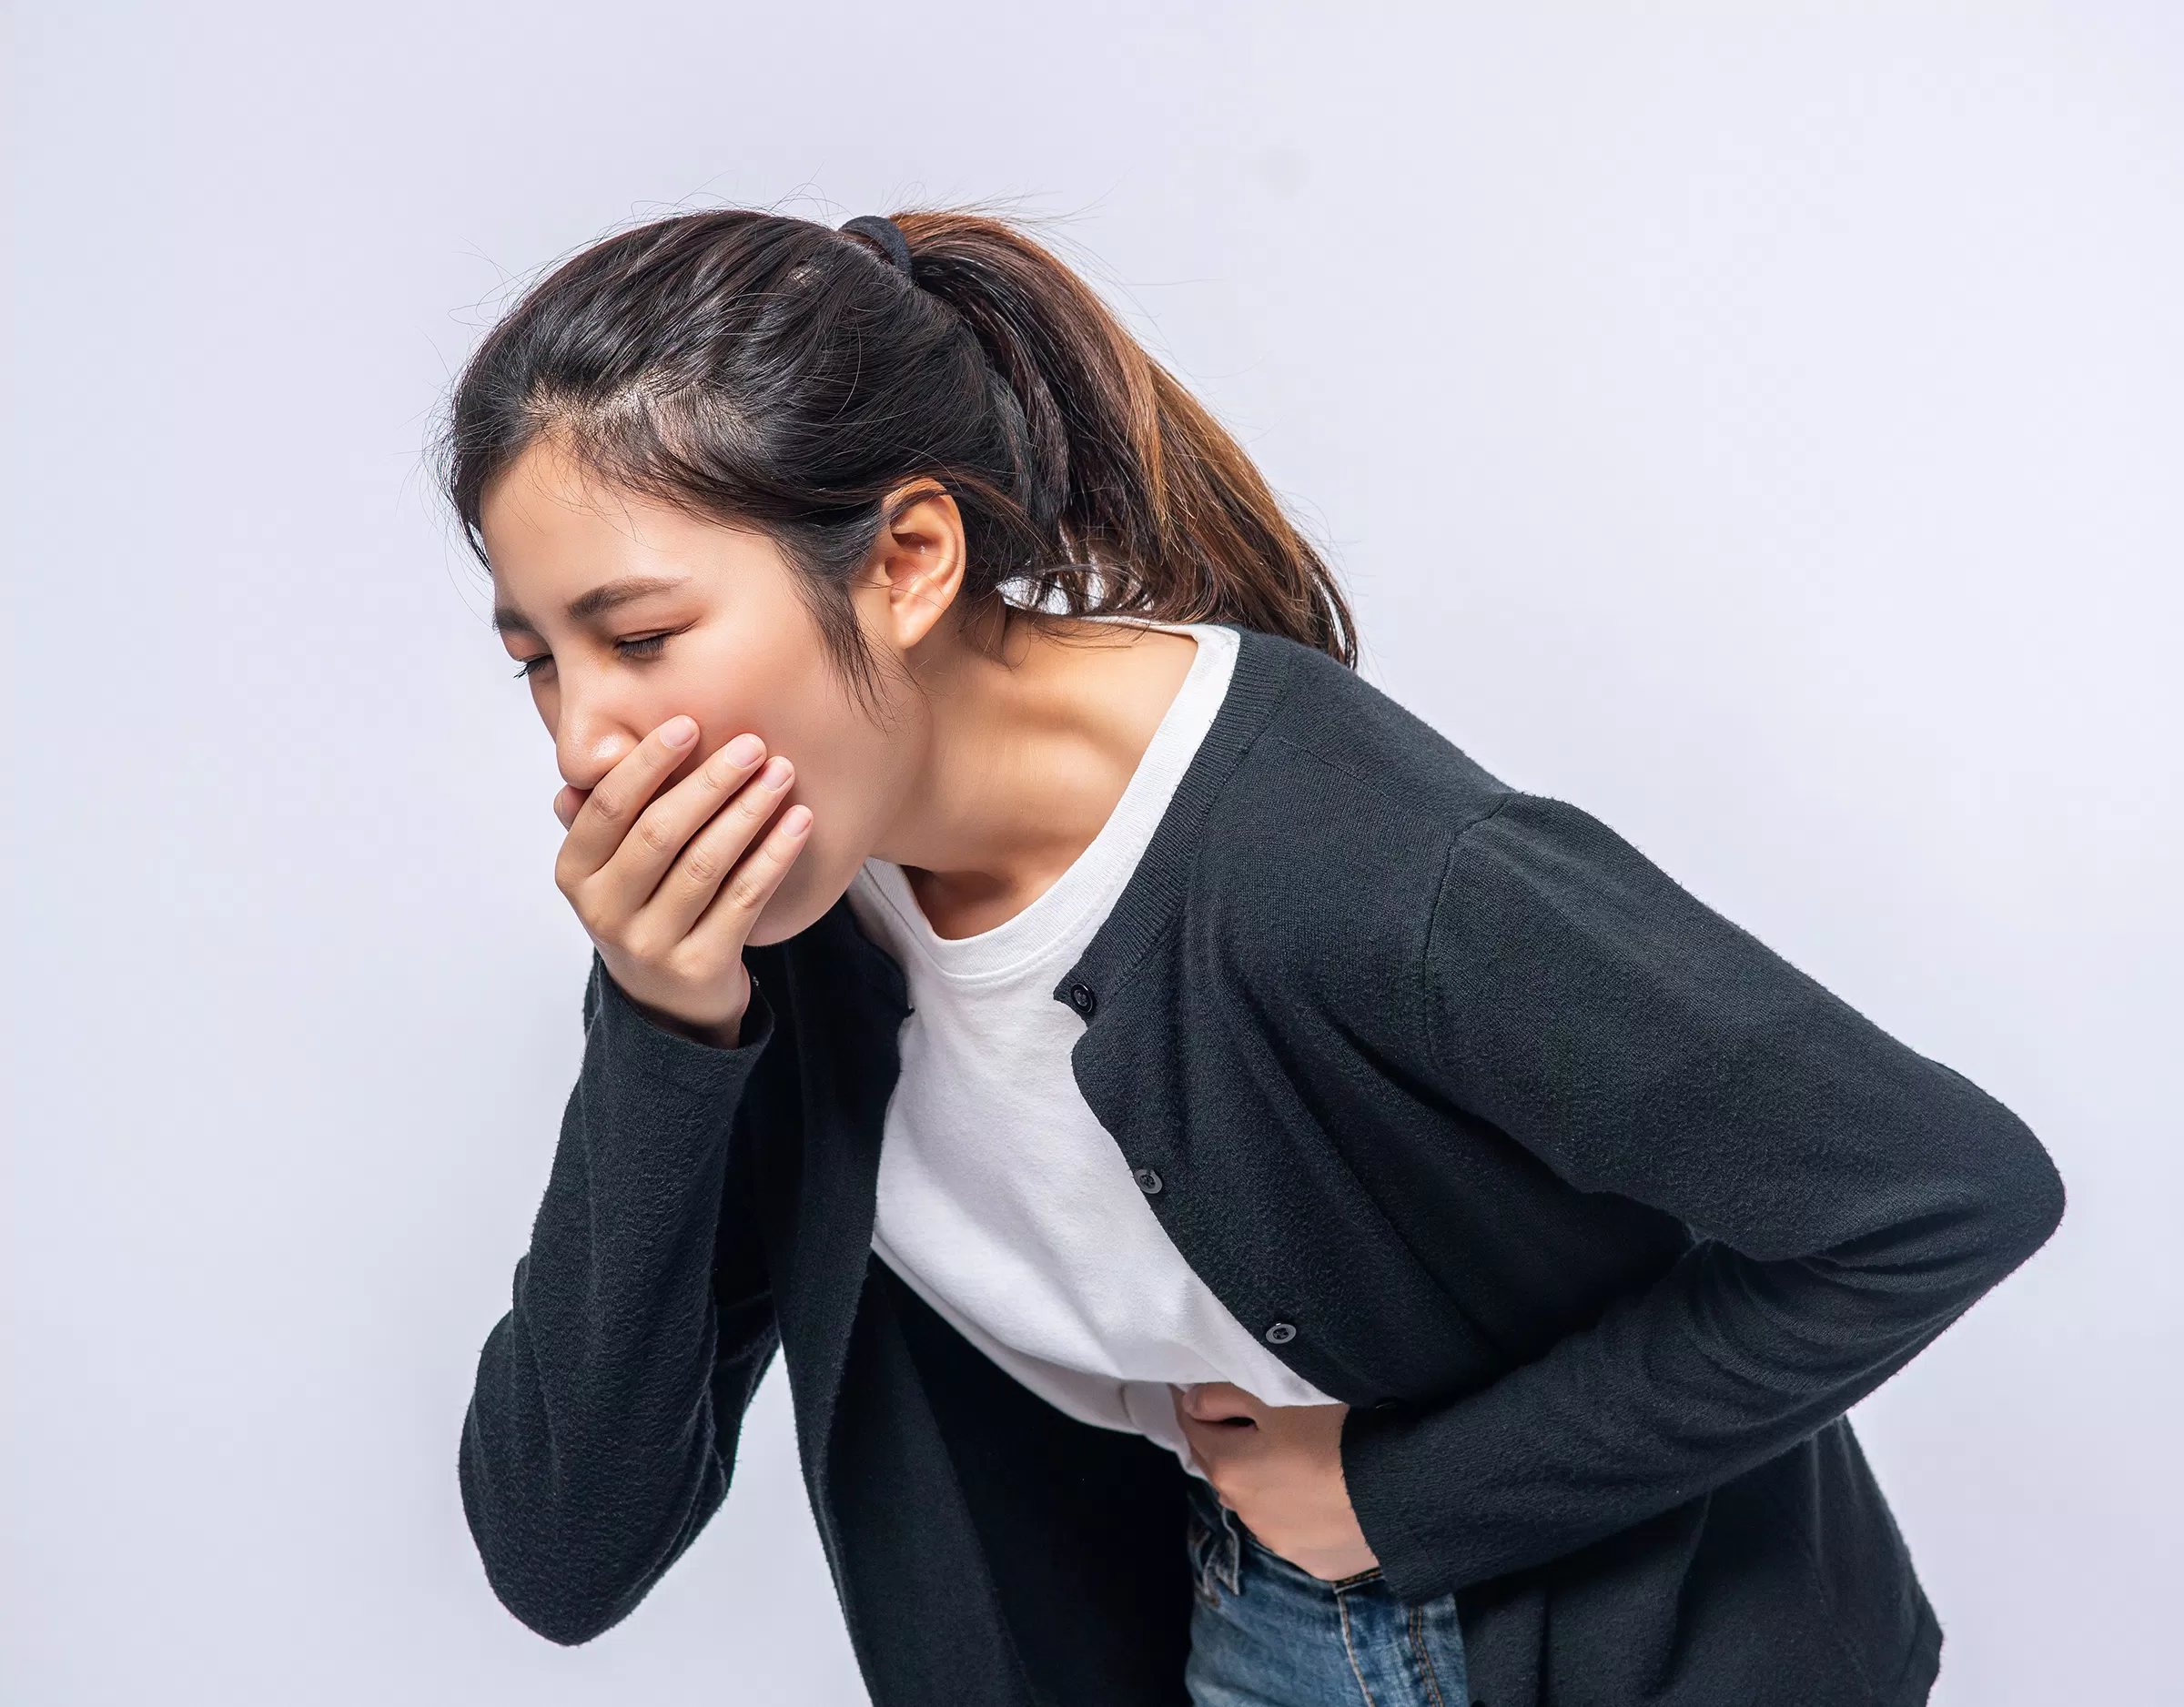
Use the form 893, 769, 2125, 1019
681, 843, 724, 886
735, 787, 779, 827
635, 814, 679, 857
662, 941, 714, 986
723, 868, 770, 914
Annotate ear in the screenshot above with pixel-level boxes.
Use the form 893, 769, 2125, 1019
856, 482, 968, 652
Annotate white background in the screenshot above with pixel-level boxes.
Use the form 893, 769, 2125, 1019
7, 3, 2178, 1701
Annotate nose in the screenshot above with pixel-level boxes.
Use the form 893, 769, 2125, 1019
553, 686, 642, 793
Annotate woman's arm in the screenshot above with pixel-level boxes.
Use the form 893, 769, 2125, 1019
459, 955, 780, 1644
1341, 792, 2065, 1602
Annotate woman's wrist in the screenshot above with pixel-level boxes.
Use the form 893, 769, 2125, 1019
623, 986, 746, 1050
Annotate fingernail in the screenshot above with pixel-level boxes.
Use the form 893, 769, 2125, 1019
783, 805, 813, 835
724, 732, 763, 767
660, 715, 697, 748
760, 755, 792, 788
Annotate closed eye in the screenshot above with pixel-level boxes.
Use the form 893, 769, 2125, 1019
507, 629, 681, 682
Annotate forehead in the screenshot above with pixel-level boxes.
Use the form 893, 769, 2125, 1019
480, 440, 794, 632
481, 440, 673, 569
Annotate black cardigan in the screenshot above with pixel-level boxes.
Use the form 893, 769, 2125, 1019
460, 623, 2064, 1707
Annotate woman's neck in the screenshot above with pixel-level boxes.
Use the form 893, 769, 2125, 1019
871, 609, 1199, 941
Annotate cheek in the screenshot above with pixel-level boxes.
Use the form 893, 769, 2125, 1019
742, 717, 898, 944
697, 646, 885, 807
765, 760, 873, 904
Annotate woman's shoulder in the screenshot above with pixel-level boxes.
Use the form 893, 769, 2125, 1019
1185, 631, 1517, 1005
1216, 626, 1513, 871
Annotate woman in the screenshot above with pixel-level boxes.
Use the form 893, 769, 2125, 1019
448, 208, 2063, 1707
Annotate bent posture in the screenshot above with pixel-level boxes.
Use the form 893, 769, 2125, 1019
447, 208, 2064, 1707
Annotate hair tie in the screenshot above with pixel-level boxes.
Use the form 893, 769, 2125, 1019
840, 215, 913, 278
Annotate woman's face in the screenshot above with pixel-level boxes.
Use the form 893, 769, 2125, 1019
480, 438, 915, 946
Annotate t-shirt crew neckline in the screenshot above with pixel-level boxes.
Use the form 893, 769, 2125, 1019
857, 621, 1239, 985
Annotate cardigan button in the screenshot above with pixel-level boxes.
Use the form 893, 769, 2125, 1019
1264, 1321, 1297, 1346
1067, 981, 1097, 1016
1133, 1167, 1164, 1196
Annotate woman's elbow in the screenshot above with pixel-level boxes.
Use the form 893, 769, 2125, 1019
478, 1551, 631, 1648
457, 1407, 694, 1648
1957, 1107, 2067, 1287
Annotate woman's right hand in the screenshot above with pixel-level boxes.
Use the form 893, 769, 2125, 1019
551, 714, 812, 1048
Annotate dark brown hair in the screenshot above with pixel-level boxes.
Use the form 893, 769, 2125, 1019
442, 208, 1356, 702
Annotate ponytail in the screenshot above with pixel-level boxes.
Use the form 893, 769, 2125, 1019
890, 213, 1355, 665
443, 207, 1356, 698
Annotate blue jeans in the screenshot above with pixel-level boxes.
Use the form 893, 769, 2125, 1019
1183, 1474, 1470, 1707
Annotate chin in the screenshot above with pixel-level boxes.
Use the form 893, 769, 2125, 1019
745, 862, 852, 948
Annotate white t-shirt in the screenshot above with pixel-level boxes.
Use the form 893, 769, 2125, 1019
845, 621, 1336, 1478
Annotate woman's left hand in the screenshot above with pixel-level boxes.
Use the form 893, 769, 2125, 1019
1173, 1384, 1380, 1580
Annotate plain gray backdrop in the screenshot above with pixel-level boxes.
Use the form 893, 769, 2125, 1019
7, 2, 2179, 1701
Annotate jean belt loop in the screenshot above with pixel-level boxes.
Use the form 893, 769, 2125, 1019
1211, 1495, 1243, 1596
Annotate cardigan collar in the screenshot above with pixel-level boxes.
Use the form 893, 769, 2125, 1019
1048, 623, 1297, 1015
823, 621, 1300, 1022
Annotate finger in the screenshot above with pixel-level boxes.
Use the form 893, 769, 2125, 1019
681, 800, 813, 956
636, 752, 801, 941
554, 783, 588, 832
557, 715, 703, 881
1176, 1415, 1219, 1469
1180, 1382, 1264, 1426
1175, 1417, 1224, 1482
587, 736, 774, 923
1178, 1408, 1259, 1449
1177, 1414, 1258, 1484
1178, 1420, 1255, 1506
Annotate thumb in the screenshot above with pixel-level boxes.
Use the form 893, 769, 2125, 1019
1179, 1381, 1265, 1425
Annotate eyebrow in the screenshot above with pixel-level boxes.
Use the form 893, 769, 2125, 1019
491, 574, 693, 636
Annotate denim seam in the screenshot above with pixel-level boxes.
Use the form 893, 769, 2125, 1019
1408, 1602, 1450, 1707
1336, 1590, 1382, 1707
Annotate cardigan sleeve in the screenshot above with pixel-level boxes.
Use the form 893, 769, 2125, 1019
458, 954, 781, 1644
1340, 791, 2065, 1601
